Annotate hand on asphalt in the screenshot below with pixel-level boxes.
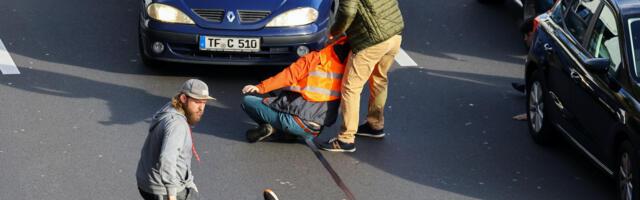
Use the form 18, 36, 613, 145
242, 85, 259, 94
512, 113, 527, 121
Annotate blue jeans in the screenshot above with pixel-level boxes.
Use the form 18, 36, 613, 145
241, 95, 316, 140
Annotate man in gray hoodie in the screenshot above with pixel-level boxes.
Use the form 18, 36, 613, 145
136, 79, 215, 200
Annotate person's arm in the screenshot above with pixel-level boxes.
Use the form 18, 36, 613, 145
329, 0, 358, 37
158, 120, 187, 197
254, 51, 320, 93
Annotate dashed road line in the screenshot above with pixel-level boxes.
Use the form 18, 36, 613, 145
0, 39, 19, 75
395, 47, 418, 67
514, 0, 523, 7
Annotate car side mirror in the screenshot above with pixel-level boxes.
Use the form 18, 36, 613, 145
584, 58, 610, 74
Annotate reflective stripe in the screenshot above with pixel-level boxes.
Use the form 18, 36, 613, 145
287, 86, 341, 97
308, 71, 343, 79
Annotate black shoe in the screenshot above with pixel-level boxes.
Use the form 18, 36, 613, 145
355, 123, 385, 138
263, 189, 279, 200
318, 137, 356, 152
511, 82, 525, 93
246, 124, 275, 143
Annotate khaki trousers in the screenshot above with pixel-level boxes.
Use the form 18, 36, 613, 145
338, 35, 402, 143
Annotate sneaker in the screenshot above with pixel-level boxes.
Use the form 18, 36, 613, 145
318, 137, 356, 152
355, 123, 385, 138
263, 189, 279, 200
246, 124, 275, 143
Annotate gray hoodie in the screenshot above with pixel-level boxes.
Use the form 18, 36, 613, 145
136, 102, 196, 196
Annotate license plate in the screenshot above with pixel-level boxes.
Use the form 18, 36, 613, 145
199, 36, 260, 52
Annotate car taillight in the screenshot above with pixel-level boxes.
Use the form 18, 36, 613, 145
532, 16, 541, 34
532, 0, 559, 34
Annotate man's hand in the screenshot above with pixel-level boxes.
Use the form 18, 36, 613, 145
326, 33, 346, 45
193, 185, 199, 193
242, 85, 259, 94
168, 195, 176, 200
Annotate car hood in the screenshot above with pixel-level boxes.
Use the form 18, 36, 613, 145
182, 0, 288, 30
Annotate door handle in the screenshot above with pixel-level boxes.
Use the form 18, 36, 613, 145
544, 43, 553, 52
570, 71, 580, 79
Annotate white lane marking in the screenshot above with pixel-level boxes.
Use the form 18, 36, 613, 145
395, 48, 418, 66
514, 0, 523, 7
0, 39, 19, 75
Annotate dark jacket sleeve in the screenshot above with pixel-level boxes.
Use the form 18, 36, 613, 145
329, 0, 358, 37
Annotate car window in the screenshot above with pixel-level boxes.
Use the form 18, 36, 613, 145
564, 0, 599, 43
629, 18, 640, 79
586, 5, 621, 77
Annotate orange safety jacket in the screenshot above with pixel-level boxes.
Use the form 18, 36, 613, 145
286, 40, 346, 102
255, 37, 349, 126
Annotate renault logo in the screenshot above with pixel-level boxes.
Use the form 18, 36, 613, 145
226, 11, 236, 22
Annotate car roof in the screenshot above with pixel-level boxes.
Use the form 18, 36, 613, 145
611, 0, 640, 17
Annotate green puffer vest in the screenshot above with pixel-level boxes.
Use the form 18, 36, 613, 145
330, 0, 404, 53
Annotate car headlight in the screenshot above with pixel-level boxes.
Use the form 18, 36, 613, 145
266, 7, 318, 27
147, 3, 195, 24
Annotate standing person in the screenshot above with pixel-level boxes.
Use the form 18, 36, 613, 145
241, 37, 350, 142
317, 0, 404, 152
136, 79, 215, 200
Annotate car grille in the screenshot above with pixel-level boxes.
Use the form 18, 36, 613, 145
192, 9, 225, 22
192, 9, 270, 23
238, 10, 271, 23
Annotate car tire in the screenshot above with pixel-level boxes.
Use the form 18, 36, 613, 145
526, 69, 555, 145
617, 141, 639, 200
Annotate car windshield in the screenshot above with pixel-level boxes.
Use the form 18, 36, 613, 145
629, 18, 640, 78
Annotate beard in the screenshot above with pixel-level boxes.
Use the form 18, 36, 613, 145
183, 104, 203, 126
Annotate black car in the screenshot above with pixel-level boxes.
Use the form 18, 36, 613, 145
526, 0, 640, 199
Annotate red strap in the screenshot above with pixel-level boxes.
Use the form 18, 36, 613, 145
187, 124, 200, 162
292, 116, 320, 136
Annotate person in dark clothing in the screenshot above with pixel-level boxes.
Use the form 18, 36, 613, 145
513, 1, 558, 95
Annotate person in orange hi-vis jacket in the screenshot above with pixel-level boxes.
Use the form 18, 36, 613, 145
240, 37, 350, 142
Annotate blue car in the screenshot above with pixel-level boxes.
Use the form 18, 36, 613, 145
138, 0, 334, 66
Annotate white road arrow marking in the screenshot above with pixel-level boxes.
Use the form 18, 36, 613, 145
395, 48, 418, 67
0, 39, 19, 75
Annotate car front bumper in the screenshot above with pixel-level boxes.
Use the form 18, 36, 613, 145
139, 19, 328, 66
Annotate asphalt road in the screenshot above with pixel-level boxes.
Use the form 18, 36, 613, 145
0, 0, 617, 199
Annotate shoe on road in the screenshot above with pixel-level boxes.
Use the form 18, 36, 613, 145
355, 123, 385, 138
246, 124, 275, 143
318, 137, 356, 152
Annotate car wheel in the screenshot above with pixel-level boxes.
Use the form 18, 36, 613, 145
526, 69, 554, 145
618, 141, 639, 200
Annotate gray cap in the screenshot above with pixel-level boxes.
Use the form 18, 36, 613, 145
179, 79, 216, 100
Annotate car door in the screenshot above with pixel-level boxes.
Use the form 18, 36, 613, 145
570, 2, 624, 163
542, 0, 599, 148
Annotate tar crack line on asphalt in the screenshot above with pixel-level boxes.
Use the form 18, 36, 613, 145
0, 39, 20, 75
395, 48, 418, 67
